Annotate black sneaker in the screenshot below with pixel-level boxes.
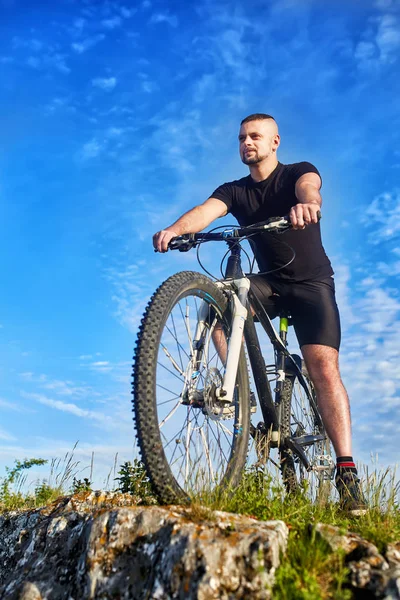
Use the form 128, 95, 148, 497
250, 391, 257, 414
336, 471, 368, 516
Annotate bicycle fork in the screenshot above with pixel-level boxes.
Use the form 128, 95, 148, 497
182, 278, 250, 404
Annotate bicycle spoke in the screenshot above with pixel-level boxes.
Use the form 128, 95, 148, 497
157, 359, 185, 383
161, 344, 185, 376
200, 427, 215, 482
157, 395, 181, 407
165, 322, 190, 361
159, 399, 183, 429
178, 300, 194, 356
170, 312, 186, 369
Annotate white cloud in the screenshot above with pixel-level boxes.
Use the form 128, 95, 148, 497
0, 398, 22, 411
26, 56, 40, 69
355, 10, 400, 69
355, 41, 377, 63
12, 37, 44, 52
377, 260, 400, 276
71, 34, 105, 54
24, 52, 70, 74
335, 263, 400, 465
19, 371, 100, 400
141, 79, 159, 94
23, 392, 115, 428
102, 16, 122, 29
107, 127, 124, 137
103, 262, 153, 333
376, 14, 400, 62
375, 0, 393, 8
80, 139, 104, 160
363, 190, 400, 242
92, 76, 117, 91
90, 361, 111, 373
120, 7, 136, 18
0, 427, 16, 441
73, 18, 86, 30
149, 12, 178, 27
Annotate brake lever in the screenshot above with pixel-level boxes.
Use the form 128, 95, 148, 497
169, 234, 197, 252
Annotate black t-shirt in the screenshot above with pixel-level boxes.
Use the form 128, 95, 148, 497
211, 161, 333, 282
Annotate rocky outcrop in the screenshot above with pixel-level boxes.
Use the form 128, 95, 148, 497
0, 492, 288, 600
2, 491, 400, 599
316, 523, 400, 599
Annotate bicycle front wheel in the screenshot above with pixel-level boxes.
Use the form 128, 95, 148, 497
132, 271, 250, 504
279, 363, 333, 500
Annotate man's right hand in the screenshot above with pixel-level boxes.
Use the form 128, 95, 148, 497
153, 229, 179, 253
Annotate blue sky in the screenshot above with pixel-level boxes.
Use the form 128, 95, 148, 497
0, 0, 399, 488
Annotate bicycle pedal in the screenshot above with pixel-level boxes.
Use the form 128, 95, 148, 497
312, 454, 336, 479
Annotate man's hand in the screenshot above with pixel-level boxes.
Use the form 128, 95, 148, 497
153, 229, 179, 253
290, 202, 321, 230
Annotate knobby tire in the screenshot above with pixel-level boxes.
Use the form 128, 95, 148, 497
132, 271, 250, 504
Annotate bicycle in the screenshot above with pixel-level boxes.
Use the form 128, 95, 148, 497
132, 216, 335, 504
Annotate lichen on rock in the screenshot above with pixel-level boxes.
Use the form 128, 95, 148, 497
0, 492, 288, 599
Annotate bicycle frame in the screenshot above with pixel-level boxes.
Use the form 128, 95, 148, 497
188, 241, 324, 466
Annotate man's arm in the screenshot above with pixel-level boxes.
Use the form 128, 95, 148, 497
153, 197, 228, 252
290, 172, 322, 230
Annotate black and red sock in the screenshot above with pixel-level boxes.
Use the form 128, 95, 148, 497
336, 456, 357, 475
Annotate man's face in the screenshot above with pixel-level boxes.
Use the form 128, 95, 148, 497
238, 119, 280, 165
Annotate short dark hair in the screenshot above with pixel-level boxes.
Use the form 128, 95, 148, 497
240, 113, 276, 125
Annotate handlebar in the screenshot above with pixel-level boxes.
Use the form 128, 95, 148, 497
168, 215, 292, 252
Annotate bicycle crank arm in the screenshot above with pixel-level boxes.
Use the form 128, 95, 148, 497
284, 437, 311, 471
291, 434, 326, 448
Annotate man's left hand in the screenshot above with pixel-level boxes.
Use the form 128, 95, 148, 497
290, 203, 321, 230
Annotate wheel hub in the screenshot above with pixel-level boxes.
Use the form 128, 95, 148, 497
204, 368, 234, 421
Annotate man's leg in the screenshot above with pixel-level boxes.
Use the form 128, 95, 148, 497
300, 344, 352, 457
301, 343, 367, 513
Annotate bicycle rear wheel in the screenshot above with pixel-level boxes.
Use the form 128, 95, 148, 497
279, 362, 334, 500
132, 271, 250, 504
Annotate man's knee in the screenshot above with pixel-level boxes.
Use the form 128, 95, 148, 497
301, 344, 341, 386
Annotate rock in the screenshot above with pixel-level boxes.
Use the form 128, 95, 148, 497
315, 523, 400, 599
387, 543, 400, 569
0, 492, 288, 599
315, 523, 387, 567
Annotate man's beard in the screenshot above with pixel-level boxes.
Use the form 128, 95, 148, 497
241, 150, 268, 165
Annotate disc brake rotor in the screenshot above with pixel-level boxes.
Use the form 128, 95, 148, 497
203, 368, 234, 421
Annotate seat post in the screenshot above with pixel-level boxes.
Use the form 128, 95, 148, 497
279, 315, 289, 346
276, 313, 289, 399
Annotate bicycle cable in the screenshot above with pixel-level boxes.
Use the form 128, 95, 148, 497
194, 224, 251, 282
194, 224, 296, 281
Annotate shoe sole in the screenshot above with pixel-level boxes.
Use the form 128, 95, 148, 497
348, 508, 368, 516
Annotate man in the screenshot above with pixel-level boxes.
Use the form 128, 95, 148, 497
153, 113, 366, 514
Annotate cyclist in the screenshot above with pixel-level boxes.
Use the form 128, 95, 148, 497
153, 113, 367, 514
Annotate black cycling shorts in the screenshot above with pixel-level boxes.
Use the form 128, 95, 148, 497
248, 275, 341, 350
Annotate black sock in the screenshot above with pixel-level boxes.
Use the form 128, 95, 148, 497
336, 456, 357, 475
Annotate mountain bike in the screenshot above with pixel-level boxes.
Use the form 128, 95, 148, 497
132, 216, 335, 504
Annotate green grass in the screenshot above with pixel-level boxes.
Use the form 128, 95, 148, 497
193, 463, 400, 599
0, 448, 156, 513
